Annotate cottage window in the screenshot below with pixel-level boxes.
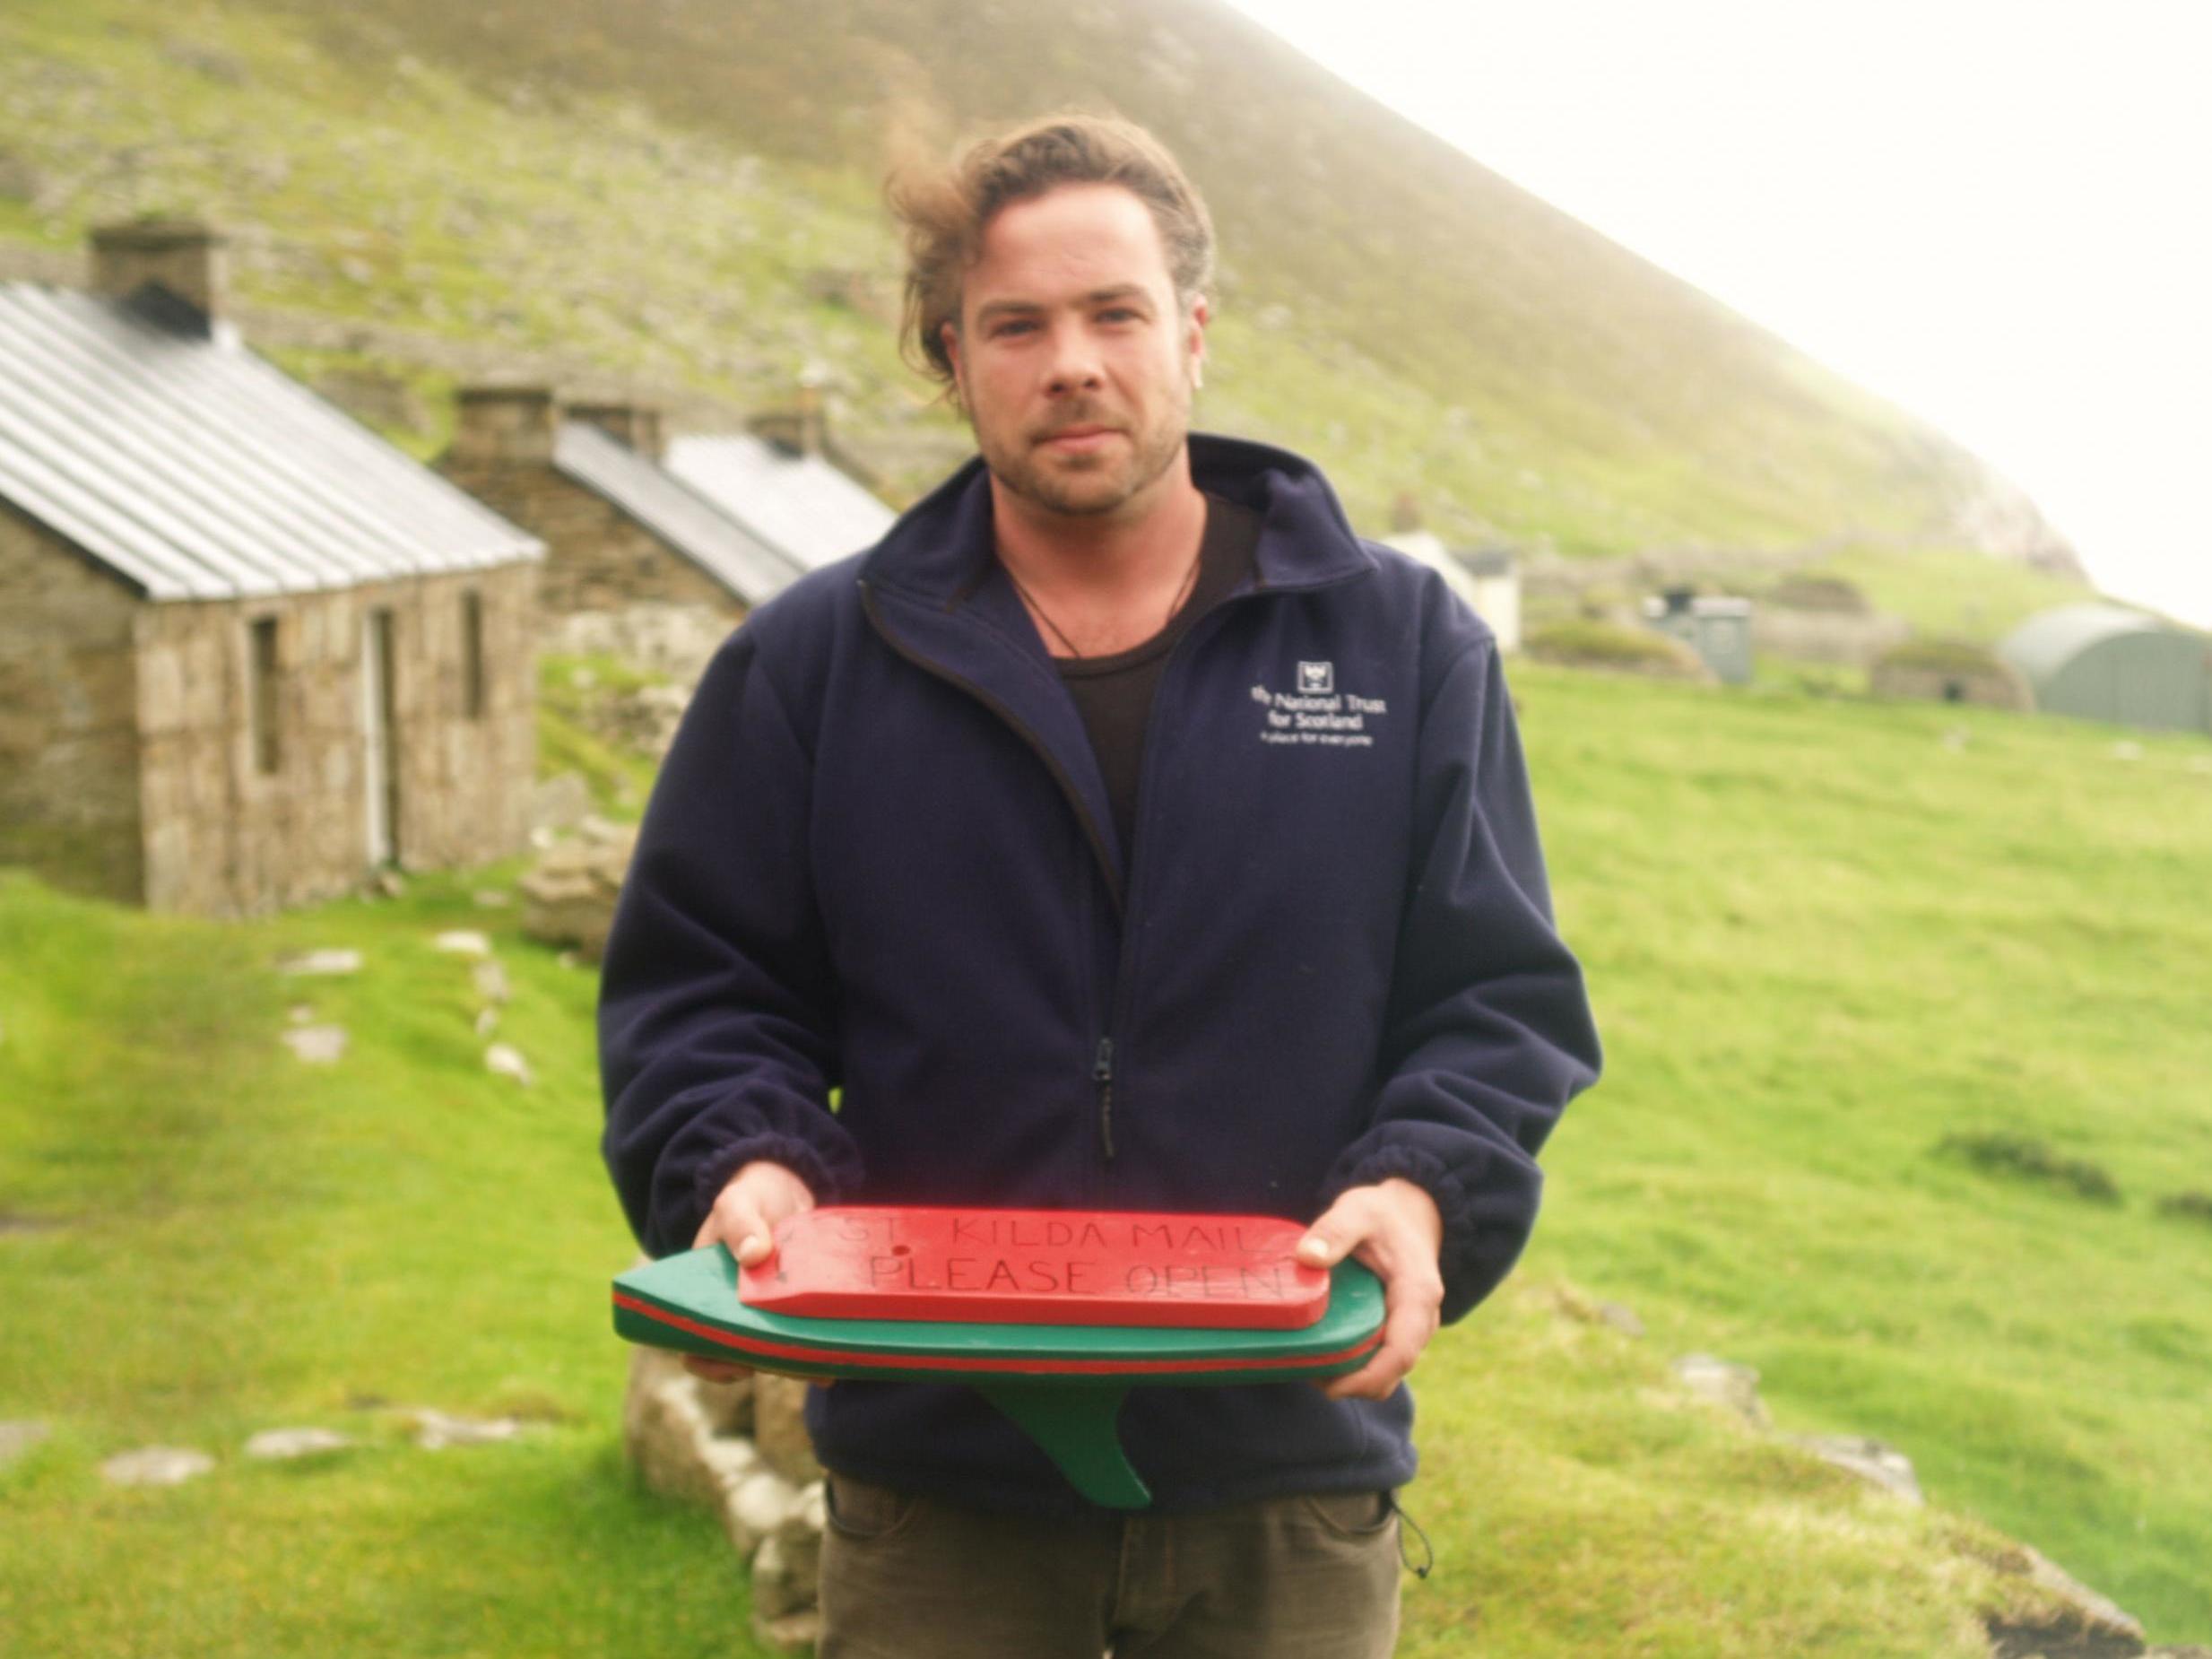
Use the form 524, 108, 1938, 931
462, 590, 486, 720
248, 616, 282, 775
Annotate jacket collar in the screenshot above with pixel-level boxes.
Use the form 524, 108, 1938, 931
858, 431, 1376, 605
855, 433, 1375, 899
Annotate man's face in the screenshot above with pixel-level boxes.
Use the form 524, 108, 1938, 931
943, 182, 1207, 522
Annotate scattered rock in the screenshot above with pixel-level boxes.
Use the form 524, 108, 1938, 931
1595, 1301, 1645, 1339
1942, 726, 1971, 752
278, 948, 362, 977
472, 959, 512, 1005
244, 1427, 354, 1461
751, 1609, 823, 1655
1671, 1352, 1769, 1427
622, 1346, 759, 1507
370, 869, 408, 899
750, 1375, 824, 1485
751, 1530, 815, 1620
281, 1024, 348, 1064
473, 889, 514, 908
410, 1410, 521, 1450
531, 771, 593, 834
1984, 1539, 2148, 1657
2112, 741, 2143, 762
484, 1044, 533, 1086
543, 602, 728, 684
698, 1368, 756, 1438
1789, 1433, 1922, 1504
473, 1007, 499, 1038
432, 930, 491, 958
723, 1467, 802, 1556
101, 1446, 214, 1486
520, 825, 637, 960
287, 1004, 316, 1025
0, 1420, 51, 1467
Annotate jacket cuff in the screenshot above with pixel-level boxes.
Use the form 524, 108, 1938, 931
687, 1131, 859, 1252
1323, 1143, 1500, 1325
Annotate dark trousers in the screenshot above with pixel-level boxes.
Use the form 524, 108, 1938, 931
819, 1472, 1404, 1658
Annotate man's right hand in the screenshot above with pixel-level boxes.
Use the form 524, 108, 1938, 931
683, 1160, 816, 1384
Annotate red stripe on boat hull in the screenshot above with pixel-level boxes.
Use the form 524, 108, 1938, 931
613, 1292, 1383, 1377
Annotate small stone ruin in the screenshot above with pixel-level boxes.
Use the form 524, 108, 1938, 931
622, 1343, 827, 1653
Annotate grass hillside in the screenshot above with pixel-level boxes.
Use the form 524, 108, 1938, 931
0, 866, 2078, 1659
1519, 666, 2212, 1641
0, 0, 2070, 569
4, 666, 2208, 1652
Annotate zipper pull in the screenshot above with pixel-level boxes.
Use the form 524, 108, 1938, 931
1094, 1037, 1116, 1161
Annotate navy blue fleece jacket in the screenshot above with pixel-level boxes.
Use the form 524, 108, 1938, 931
600, 434, 1601, 1513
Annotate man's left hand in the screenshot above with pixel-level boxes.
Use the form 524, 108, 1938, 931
1296, 1177, 1445, 1401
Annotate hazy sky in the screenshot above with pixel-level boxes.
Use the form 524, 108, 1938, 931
1222, 0, 2212, 628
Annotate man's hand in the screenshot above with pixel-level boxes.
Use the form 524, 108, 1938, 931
1296, 1177, 1445, 1401
683, 1160, 817, 1384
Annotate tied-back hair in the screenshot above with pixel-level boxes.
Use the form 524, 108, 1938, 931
885, 112, 1216, 391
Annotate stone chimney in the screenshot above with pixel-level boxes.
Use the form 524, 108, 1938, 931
568, 400, 665, 462
749, 378, 827, 459
450, 386, 558, 466
91, 218, 227, 329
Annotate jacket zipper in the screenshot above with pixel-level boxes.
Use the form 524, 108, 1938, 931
863, 567, 1369, 1180
1093, 1037, 1115, 1161
863, 580, 1132, 1180
1089, 595, 1262, 1170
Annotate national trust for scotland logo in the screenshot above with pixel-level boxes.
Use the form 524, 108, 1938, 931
1250, 661, 1387, 751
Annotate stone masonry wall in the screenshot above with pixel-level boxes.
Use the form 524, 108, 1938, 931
134, 564, 538, 916
438, 460, 745, 623
0, 510, 145, 903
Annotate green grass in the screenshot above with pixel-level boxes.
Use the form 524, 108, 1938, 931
1524, 619, 1705, 674
0, 868, 765, 1657
1803, 548, 2098, 645
536, 652, 669, 821
1514, 663, 2212, 1640
6, 664, 2210, 1650
0, 0, 2041, 559
0, 873, 2037, 1659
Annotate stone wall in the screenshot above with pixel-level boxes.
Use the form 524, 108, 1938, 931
438, 459, 744, 622
134, 564, 538, 916
0, 510, 145, 903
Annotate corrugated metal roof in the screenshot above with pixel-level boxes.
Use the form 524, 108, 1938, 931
553, 422, 803, 607
0, 282, 542, 602
1999, 603, 2177, 685
663, 432, 896, 576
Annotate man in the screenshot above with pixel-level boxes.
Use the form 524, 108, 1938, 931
601, 115, 1600, 1657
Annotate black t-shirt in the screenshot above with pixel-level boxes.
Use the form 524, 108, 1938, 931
1052, 493, 1262, 856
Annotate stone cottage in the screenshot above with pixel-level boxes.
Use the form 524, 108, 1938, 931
0, 221, 544, 916
437, 387, 807, 630
663, 389, 896, 581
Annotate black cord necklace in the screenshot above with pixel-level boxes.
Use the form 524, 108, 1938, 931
1004, 543, 1203, 660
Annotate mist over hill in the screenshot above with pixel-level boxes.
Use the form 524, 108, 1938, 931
0, 0, 2080, 573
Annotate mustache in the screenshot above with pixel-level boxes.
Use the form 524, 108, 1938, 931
1031, 406, 1124, 442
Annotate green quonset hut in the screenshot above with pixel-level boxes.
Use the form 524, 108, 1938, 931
1999, 604, 2212, 735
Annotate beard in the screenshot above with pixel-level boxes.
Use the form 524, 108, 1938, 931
974, 395, 1190, 519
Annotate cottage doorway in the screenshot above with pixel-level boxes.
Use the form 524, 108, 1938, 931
361, 608, 401, 865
